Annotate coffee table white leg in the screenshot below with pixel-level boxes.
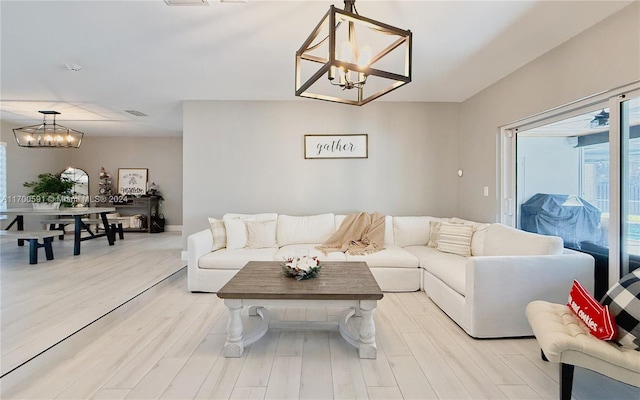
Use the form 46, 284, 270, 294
358, 300, 377, 359
224, 299, 244, 357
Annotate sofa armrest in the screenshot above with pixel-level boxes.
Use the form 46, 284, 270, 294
188, 229, 213, 272
464, 250, 594, 337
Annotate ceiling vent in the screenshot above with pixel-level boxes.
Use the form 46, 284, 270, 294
164, 0, 209, 5
125, 110, 148, 117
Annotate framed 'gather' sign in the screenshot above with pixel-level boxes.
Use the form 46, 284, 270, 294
304, 134, 368, 159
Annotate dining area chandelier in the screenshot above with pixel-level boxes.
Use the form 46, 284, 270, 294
13, 111, 84, 148
295, 0, 412, 106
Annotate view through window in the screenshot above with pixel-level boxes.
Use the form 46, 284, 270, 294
515, 97, 640, 294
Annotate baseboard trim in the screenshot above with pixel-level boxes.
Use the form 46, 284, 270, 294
165, 224, 182, 232
0, 267, 187, 396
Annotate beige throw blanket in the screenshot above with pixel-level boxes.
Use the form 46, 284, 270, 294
317, 212, 386, 256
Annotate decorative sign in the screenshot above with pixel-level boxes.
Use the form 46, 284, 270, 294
304, 134, 368, 159
567, 280, 617, 340
117, 168, 148, 196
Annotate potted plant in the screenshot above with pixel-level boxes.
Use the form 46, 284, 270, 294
23, 172, 74, 209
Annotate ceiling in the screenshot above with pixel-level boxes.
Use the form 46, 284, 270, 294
0, 0, 634, 137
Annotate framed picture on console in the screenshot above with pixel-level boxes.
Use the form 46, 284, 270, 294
117, 168, 148, 196
304, 134, 368, 159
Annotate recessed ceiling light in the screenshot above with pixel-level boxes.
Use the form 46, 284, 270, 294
125, 110, 148, 117
164, 0, 209, 5
65, 63, 83, 72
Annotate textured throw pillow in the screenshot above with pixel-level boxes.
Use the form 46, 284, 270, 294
437, 223, 473, 257
567, 280, 617, 340
427, 221, 441, 248
246, 220, 278, 249
601, 269, 640, 350
208, 217, 226, 251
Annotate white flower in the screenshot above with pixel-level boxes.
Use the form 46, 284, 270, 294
297, 260, 311, 272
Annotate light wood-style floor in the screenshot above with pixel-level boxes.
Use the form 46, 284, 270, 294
3, 267, 638, 399
2, 233, 638, 399
0, 231, 184, 377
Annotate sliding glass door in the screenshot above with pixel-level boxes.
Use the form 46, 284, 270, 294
501, 83, 640, 293
620, 94, 640, 277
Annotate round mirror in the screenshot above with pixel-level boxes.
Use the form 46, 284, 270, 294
61, 167, 89, 207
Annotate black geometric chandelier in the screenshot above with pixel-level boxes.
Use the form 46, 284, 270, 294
295, 0, 412, 106
13, 111, 84, 148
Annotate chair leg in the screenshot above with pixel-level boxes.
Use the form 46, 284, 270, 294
541, 349, 549, 361
560, 363, 574, 400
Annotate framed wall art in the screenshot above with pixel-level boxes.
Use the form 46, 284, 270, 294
117, 168, 148, 196
304, 134, 368, 159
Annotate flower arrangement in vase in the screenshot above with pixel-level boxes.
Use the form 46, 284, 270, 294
282, 256, 322, 280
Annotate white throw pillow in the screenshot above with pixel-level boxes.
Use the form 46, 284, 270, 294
208, 217, 227, 251
223, 213, 278, 250
437, 223, 473, 257
427, 220, 442, 248
224, 219, 247, 249
246, 220, 278, 249
471, 223, 490, 256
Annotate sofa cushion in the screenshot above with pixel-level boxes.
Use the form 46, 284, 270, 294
405, 245, 467, 295
483, 223, 563, 256
198, 248, 278, 270
393, 216, 432, 247
276, 244, 347, 262
208, 217, 227, 251
277, 214, 335, 246
246, 220, 278, 249
601, 269, 640, 350
223, 213, 278, 250
437, 223, 473, 257
345, 244, 419, 268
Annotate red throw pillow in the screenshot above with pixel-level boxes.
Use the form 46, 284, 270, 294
567, 280, 618, 341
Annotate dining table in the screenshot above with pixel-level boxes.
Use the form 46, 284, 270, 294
0, 206, 117, 255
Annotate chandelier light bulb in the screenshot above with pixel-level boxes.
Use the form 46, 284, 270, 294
358, 46, 372, 68
340, 41, 352, 62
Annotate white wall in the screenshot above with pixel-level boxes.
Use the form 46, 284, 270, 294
67, 136, 183, 228
458, 2, 640, 223
182, 100, 461, 246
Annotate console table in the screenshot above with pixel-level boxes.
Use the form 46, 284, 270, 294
95, 196, 160, 233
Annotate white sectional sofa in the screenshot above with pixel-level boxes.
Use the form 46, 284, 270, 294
187, 213, 594, 338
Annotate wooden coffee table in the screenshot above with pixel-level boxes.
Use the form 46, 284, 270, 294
217, 261, 383, 359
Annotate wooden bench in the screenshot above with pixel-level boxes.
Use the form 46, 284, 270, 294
41, 218, 124, 240
0, 230, 55, 264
